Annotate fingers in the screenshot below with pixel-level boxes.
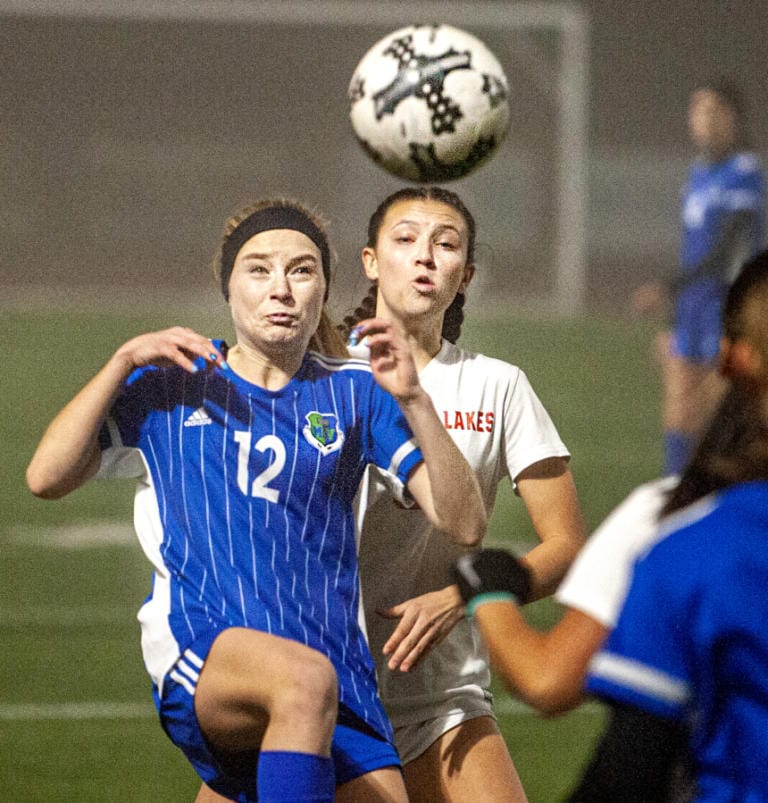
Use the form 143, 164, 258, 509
350, 317, 394, 340
352, 318, 406, 357
123, 327, 227, 374
379, 603, 456, 673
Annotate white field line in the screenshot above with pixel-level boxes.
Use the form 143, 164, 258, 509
0, 702, 155, 721
5, 521, 136, 548
0, 605, 134, 626
0, 697, 603, 722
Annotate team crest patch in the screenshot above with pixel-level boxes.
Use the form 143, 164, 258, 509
303, 412, 345, 455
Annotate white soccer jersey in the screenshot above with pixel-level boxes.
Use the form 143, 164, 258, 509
356, 339, 570, 731
555, 476, 678, 628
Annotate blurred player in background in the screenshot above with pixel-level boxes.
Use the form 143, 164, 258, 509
26, 199, 487, 803
458, 249, 768, 801
633, 78, 765, 476
341, 186, 586, 802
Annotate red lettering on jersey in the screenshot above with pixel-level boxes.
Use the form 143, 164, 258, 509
441, 410, 494, 433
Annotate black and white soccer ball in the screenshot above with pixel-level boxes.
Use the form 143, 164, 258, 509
348, 24, 510, 182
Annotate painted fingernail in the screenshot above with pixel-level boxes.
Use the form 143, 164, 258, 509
348, 326, 364, 347
209, 353, 218, 361
221, 361, 230, 371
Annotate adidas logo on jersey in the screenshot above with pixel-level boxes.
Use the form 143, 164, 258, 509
184, 407, 212, 427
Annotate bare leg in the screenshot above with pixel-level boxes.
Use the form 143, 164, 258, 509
663, 352, 726, 438
195, 627, 337, 755
402, 717, 528, 802
194, 785, 230, 802
189, 628, 337, 801
336, 766, 409, 803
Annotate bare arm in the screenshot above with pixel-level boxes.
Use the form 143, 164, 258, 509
516, 458, 586, 599
26, 327, 225, 499
381, 459, 584, 672
358, 318, 486, 546
473, 603, 608, 715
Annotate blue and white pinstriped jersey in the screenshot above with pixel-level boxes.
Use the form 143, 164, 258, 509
97, 347, 421, 739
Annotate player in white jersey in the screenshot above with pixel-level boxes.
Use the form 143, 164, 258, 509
340, 187, 587, 801
26, 198, 486, 803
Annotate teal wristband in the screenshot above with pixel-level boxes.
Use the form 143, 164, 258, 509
466, 591, 517, 618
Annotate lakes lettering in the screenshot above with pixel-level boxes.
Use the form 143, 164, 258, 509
441, 409, 494, 432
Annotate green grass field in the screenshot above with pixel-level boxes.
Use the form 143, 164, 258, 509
1, 306, 662, 801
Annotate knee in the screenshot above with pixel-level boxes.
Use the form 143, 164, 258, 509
272, 649, 337, 727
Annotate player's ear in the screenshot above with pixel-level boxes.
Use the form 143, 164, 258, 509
720, 337, 762, 382
459, 262, 475, 294
362, 247, 379, 281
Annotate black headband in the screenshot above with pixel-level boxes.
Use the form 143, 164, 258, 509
220, 206, 331, 300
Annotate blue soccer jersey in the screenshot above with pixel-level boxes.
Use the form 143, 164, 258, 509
587, 482, 768, 800
97, 346, 422, 742
673, 151, 765, 362
681, 151, 765, 276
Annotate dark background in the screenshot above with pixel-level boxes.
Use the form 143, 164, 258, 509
2, 1, 767, 317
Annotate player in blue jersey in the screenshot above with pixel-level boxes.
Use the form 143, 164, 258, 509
634, 78, 765, 476
457, 252, 768, 772
26, 198, 486, 803
565, 249, 768, 801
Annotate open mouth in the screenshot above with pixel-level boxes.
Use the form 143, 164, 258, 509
413, 274, 436, 291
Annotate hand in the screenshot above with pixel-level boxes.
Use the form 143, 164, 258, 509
453, 549, 532, 613
377, 585, 465, 672
352, 318, 422, 405
114, 327, 226, 375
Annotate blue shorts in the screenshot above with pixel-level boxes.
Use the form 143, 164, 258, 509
670, 279, 725, 364
153, 628, 401, 800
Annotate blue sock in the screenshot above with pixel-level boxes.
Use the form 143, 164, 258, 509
257, 751, 335, 802
664, 431, 694, 476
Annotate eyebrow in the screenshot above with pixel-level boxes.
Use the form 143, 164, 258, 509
239, 252, 319, 268
390, 219, 463, 237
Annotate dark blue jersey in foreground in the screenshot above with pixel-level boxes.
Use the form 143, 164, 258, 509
587, 481, 768, 801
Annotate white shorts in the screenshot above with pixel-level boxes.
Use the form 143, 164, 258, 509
392, 692, 497, 764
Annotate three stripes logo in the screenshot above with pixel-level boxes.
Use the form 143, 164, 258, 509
183, 407, 212, 428
169, 648, 204, 696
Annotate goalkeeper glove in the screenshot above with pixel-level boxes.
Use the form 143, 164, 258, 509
453, 549, 532, 617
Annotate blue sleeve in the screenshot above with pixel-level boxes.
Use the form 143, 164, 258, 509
97, 365, 161, 450
586, 542, 694, 722
366, 381, 422, 487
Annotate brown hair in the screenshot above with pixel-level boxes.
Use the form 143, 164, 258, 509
340, 186, 475, 344
662, 249, 768, 515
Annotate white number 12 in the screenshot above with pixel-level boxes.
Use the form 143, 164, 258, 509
234, 431, 285, 503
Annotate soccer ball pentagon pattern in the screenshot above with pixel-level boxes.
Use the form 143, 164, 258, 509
348, 24, 510, 182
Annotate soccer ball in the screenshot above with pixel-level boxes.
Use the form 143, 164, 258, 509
348, 24, 510, 182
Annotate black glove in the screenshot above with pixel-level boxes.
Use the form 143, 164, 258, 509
453, 549, 532, 615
